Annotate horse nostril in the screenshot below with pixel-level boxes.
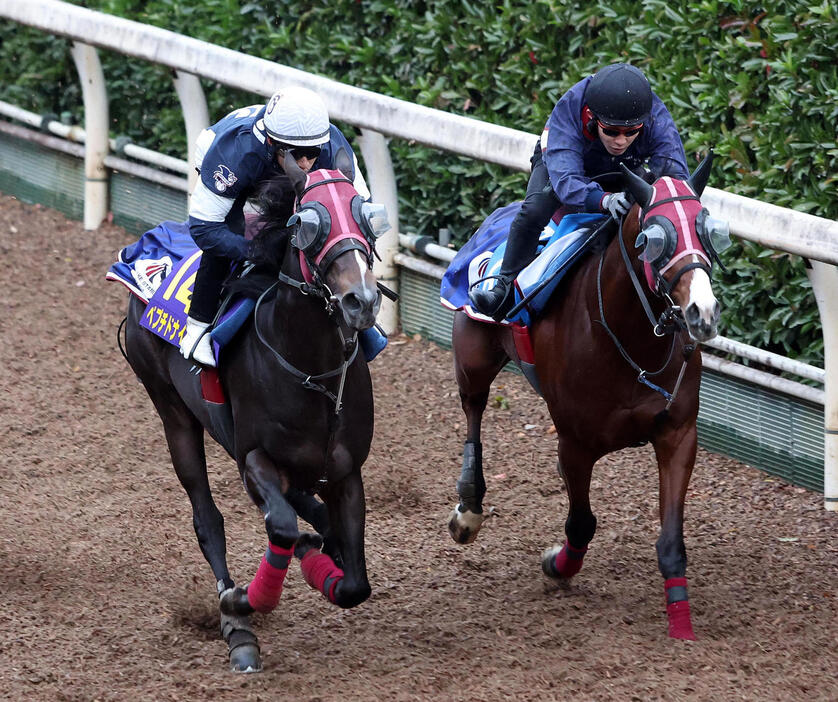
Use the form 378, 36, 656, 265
685, 303, 700, 325
342, 293, 362, 316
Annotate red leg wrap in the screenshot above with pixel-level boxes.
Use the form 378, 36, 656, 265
552, 539, 588, 578
300, 550, 344, 604
246, 543, 293, 613
664, 577, 696, 640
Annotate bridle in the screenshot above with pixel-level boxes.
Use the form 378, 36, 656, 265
252, 172, 381, 415
595, 213, 695, 409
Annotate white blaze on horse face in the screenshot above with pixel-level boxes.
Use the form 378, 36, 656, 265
688, 261, 717, 317
354, 250, 376, 297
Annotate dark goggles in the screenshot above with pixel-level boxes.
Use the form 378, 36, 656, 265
276, 142, 322, 161
598, 121, 643, 138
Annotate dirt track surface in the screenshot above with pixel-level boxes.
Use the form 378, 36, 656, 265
1, 194, 836, 701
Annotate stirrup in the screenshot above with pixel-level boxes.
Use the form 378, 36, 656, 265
469, 276, 515, 321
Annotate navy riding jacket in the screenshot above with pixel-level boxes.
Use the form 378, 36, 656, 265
541, 76, 689, 212
187, 104, 363, 261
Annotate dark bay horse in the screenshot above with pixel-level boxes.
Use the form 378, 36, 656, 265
448, 156, 729, 640
124, 153, 384, 671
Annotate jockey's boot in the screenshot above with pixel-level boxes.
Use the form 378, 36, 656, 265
180, 316, 216, 367
469, 274, 516, 322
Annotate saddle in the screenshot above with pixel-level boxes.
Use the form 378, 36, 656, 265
440, 208, 608, 395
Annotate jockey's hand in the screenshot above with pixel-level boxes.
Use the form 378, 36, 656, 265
601, 191, 631, 219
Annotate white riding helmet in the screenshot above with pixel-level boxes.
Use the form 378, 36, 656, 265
263, 86, 330, 147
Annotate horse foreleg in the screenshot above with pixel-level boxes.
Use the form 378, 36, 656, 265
653, 425, 698, 640
222, 448, 299, 619
448, 314, 508, 544
302, 464, 371, 609
541, 439, 597, 583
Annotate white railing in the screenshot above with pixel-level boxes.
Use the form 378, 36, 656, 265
1, 0, 836, 509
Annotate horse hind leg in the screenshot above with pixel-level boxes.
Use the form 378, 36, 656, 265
158, 397, 262, 671
448, 313, 508, 544
541, 439, 597, 585
126, 299, 259, 671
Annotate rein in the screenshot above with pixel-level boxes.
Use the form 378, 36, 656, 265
253, 278, 359, 414
596, 216, 694, 409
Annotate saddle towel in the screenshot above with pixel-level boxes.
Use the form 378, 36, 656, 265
107, 220, 386, 363
105, 221, 254, 361
440, 207, 605, 327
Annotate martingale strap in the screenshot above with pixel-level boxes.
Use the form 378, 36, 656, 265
596, 217, 694, 407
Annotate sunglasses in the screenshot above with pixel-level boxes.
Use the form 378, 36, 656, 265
598, 121, 643, 138
277, 143, 322, 161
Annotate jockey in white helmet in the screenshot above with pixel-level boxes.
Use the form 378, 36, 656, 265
181, 86, 370, 367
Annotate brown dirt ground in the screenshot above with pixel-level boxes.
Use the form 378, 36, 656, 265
0, 194, 836, 702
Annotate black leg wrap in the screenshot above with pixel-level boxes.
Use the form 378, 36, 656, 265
456, 441, 485, 514
666, 584, 689, 604
220, 612, 262, 673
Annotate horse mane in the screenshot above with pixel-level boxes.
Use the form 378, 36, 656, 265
225, 174, 297, 298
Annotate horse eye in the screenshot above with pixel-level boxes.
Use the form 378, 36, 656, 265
635, 223, 668, 263
361, 202, 391, 239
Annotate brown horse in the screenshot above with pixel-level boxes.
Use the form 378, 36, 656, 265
448, 156, 728, 640
123, 153, 385, 671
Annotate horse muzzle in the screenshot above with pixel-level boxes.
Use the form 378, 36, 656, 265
339, 284, 381, 331
684, 299, 721, 342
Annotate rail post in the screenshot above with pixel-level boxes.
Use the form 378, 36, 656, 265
172, 70, 209, 199
70, 42, 108, 230
807, 260, 838, 509
357, 128, 399, 335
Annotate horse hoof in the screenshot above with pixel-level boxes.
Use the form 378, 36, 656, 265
220, 611, 262, 673
447, 505, 487, 544
540, 545, 570, 586
229, 642, 262, 673
220, 586, 255, 616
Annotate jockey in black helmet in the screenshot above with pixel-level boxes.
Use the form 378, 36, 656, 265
469, 62, 689, 321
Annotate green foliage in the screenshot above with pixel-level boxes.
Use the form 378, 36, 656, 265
1, 0, 834, 363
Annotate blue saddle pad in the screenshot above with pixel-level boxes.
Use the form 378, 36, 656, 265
106, 221, 253, 360
440, 207, 605, 325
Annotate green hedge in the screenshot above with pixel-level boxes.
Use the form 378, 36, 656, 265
1, 0, 835, 365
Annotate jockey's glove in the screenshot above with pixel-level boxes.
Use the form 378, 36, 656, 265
601, 191, 631, 219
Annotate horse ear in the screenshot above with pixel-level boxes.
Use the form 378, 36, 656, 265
687, 149, 714, 196
620, 162, 654, 208
333, 147, 354, 179
281, 150, 308, 198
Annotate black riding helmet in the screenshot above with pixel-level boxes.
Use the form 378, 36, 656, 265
585, 63, 653, 127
